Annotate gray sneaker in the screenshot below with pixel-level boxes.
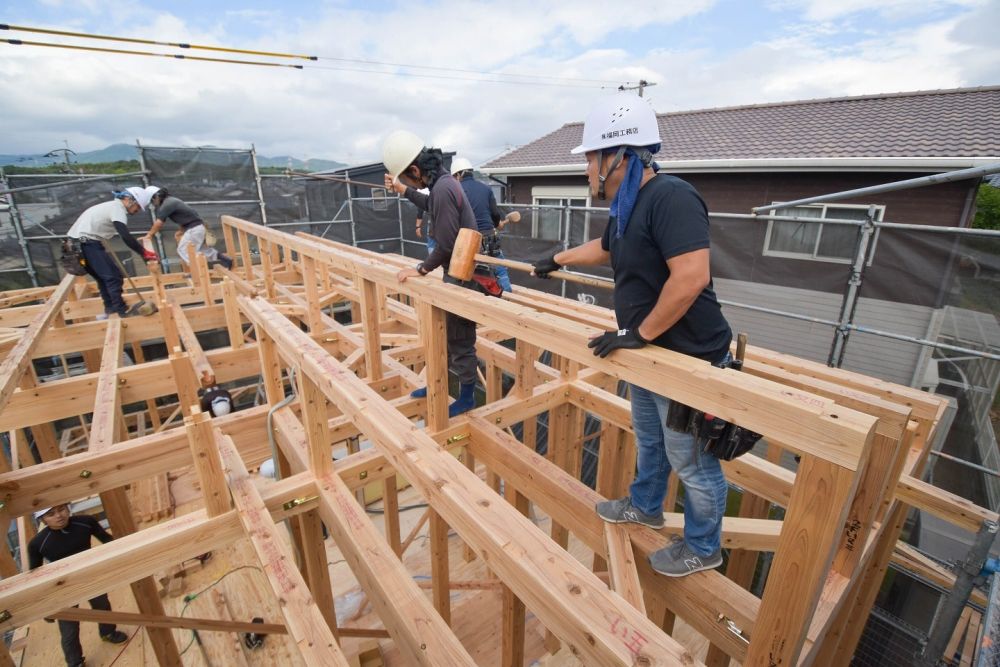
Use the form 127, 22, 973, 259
595, 497, 664, 529
649, 535, 722, 577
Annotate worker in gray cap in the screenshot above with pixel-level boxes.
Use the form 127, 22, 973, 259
28, 504, 128, 666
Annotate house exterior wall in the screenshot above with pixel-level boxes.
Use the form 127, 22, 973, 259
504, 171, 977, 308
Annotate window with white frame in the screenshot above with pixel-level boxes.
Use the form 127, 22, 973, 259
531, 186, 589, 241
763, 202, 884, 264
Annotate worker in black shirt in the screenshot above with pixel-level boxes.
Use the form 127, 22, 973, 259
143, 189, 234, 270
28, 504, 128, 666
533, 93, 733, 578
383, 130, 480, 417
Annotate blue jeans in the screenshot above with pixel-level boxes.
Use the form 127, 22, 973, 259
426, 237, 436, 255
628, 382, 729, 556
493, 250, 513, 292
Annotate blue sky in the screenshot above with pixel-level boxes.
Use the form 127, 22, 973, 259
1, 0, 997, 163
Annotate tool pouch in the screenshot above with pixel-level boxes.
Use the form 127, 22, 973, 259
664, 400, 691, 432
59, 239, 88, 276
703, 423, 762, 461
480, 232, 502, 256
470, 263, 503, 297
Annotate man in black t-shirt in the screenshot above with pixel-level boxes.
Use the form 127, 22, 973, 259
28, 504, 128, 666
143, 189, 234, 271
532, 93, 732, 578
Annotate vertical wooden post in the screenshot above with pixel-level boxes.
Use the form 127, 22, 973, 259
298, 507, 339, 639
358, 277, 383, 381
430, 509, 450, 625
417, 302, 448, 431
195, 252, 213, 305
222, 279, 244, 349
297, 372, 332, 476
383, 476, 402, 556
237, 229, 254, 279
184, 409, 231, 516
260, 239, 276, 299
301, 257, 323, 333
745, 456, 857, 666
501, 483, 530, 667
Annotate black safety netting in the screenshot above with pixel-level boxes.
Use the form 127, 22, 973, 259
141, 147, 257, 201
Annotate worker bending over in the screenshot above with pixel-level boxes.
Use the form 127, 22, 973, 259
143, 189, 234, 271
533, 93, 733, 577
66, 187, 159, 318
451, 157, 513, 292
384, 130, 480, 417
28, 504, 128, 666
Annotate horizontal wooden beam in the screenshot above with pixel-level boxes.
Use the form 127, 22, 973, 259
0, 275, 74, 413
48, 607, 287, 635
224, 215, 876, 471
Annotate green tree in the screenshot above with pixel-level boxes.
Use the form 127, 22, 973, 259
973, 183, 1000, 230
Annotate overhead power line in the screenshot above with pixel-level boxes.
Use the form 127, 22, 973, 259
0, 38, 304, 69
0, 22, 630, 87
0, 22, 316, 60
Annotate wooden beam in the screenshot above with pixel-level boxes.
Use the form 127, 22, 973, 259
48, 607, 288, 634
87, 316, 124, 452
215, 433, 348, 666
0, 274, 73, 413
171, 302, 216, 387
223, 215, 876, 471
238, 295, 698, 666
604, 523, 646, 614
184, 409, 231, 516
896, 475, 998, 534
416, 302, 448, 431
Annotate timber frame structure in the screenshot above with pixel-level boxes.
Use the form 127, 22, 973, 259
0, 215, 994, 666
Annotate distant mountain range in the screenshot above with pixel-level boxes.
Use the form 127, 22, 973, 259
0, 143, 347, 172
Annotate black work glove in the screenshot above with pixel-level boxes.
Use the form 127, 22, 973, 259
532, 253, 561, 278
588, 328, 648, 358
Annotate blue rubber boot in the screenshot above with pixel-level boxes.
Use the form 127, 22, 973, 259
410, 387, 427, 398
448, 383, 476, 417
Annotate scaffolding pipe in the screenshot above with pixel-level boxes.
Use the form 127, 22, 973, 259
0, 170, 148, 196
928, 451, 1000, 478
829, 205, 878, 367
752, 162, 1000, 214
250, 144, 268, 226
917, 520, 998, 667
0, 172, 39, 287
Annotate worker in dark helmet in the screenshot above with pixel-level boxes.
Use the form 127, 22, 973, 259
66, 187, 159, 319
383, 130, 480, 417
142, 189, 234, 271
28, 504, 128, 666
533, 92, 733, 578
450, 157, 513, 292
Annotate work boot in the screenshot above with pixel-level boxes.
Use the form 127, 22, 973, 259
410, 387, 427, 398
448, 383, 476, 417
649, 534, 723, 577
217, 254, 234, 270
595, 496, 665, 529
101, 630, 129, 644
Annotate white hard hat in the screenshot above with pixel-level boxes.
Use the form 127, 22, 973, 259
450, 157, 473, 175
570, 92, 661, 155
210, 394, 232, 416
382, 130, 425, 179
33, 507, 53, 521
124, 186, 155, 211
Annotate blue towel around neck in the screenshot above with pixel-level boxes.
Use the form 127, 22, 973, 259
610, 144, 660, 238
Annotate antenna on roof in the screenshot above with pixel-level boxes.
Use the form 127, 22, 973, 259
618, 79, 656, 97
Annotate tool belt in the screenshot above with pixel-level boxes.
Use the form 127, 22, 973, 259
480, 231, 502, 257
59, 239, 88, 276
663, 355, 762, 461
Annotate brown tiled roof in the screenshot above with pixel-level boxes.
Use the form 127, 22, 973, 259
483, 86, 1000, 169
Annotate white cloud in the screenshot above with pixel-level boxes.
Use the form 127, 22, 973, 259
0, 0, 997, 167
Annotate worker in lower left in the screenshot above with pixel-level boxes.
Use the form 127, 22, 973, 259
28, 504, 128, 667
